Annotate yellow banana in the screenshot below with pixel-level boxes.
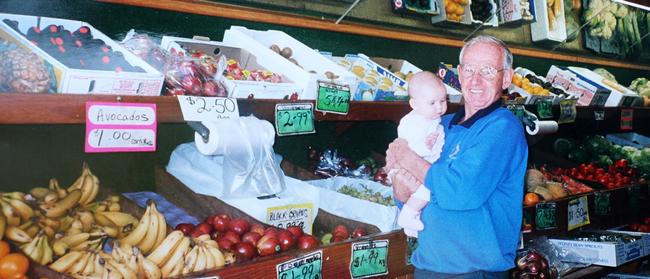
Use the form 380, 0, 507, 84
41, 225, 56, 240
68, 250, 92, 274
78, 174, 93, 206
0, 213, 5, 240
40, 189, 82, 218
120, 205, 151, 248
43, 192, 59, 204
2, 197, 34, 221
183, 245, 199, 273
38, 217, 61, 230
24, 224, 40, 238
17, 219, 32, 230
0, 200, 21, 226
136, 208, 159, 255
72, 237, 105, 251
30, 187, 52, 200
95, 226, 119, 238
168, 256, 185, 277
93, 252, 104, 277
81, 252, 96, 275
108, 258, 137, 279
97, 212, 138, 227
5, 226, 33, 243
68, 163, 88, 192
223, 251, 236, 265
203, 245, 215, 270
146, 230, 184, 266
86, 171, 100, 206
107, 195, 120, 203
137, 254, 161, 279
160, 237, 190, 277
49, 178, 67, 199
58, 232, 91, 247
49, 250, 84, 272
108, 202, 121, 212
205, 244, 225, 268
192, 244, 207, 273
2, 192, 25, 200
19, 234, 40, 260
57, 215, 75, 232
153, 207, 166, 250
52, 240, 69, 256
39, 236, 53, 265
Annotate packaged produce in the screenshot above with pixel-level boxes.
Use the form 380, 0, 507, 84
162, 50, 228, 96
530, 0, 567, 42
550, 231, 646, 266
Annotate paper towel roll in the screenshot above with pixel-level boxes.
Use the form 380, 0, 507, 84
195, 121, 224, 155
194, 117, 276, 156
526, 120, 558, 135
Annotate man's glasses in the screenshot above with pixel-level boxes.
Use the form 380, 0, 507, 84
459, 64, 505, 80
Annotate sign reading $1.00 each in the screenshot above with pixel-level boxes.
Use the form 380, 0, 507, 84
85, 102, 157, 153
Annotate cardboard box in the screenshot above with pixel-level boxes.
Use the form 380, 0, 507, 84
549, 237, 645, 267
546, 65, 610, 106
223, 26, 357, 100
510, 67, 557, 105
567, 67, 642, 107
498, 0, 535, 26
431, 0, 473, 25
0, 13, 163, 95
607, 228, 650, 256
336, 54, 409, 101
530, 0, 567, 42
160, 36, 303, 99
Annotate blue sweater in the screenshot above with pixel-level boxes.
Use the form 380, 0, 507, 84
411, 102, 528, 273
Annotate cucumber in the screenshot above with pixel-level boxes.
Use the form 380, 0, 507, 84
631, 12, 642, 52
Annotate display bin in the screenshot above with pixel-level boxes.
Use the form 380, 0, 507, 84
549, 234, 645, 267
0, 13, 163, 95
153, 167, 415, 278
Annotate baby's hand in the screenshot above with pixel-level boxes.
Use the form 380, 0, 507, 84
425, 133, 439, 150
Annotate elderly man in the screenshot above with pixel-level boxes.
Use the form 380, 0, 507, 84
386, 35, 528, 278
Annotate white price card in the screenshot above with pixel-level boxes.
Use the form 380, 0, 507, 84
85, 102, 156, 153
177, 96, 239, 121
266, 203, 314, 234
567, 196, 590, 231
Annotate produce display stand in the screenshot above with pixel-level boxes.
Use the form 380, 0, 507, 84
153, 167, 414, 278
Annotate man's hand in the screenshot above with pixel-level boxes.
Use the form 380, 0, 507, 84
386, 138, 410, 170
391, 169, 421, 203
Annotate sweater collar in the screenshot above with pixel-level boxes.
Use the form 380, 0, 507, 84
450, 99, 502, 128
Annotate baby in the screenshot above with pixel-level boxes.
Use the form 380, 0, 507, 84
392, 71, 447, 237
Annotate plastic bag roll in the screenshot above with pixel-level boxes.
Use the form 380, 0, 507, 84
526, 120, 559, 135
194, 118, 275, 155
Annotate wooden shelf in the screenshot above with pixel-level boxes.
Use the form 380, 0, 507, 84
98, 0, 650, 72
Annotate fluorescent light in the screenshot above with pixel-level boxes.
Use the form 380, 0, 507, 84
612, 0, 650, 12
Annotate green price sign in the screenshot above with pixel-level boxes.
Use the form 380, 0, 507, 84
594, 191, 611, 216
276, 250, 322, 279
275, 103, 316, 136
536, 99, 553, 119
316, 81, 351, 114
535, 202, 557, 230
567, 196, 590, 231
350, 239, 389, 278
558, 99, 577, 124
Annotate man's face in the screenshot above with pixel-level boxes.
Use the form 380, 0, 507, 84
458, 42, 513, 111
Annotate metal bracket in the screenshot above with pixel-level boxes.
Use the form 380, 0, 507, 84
188, 121, 209, 143
336, 0, 362, 24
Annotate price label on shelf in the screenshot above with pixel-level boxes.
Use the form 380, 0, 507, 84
266, 203, 314, 234
177, 96, 239, 121
276, 250, 322, 279
567, 196, 590, 231
275, 103, 316, 136
85, 102, 156, 153
535, 202, 557, 230
536, 99, 553, 119
350, 239, 389, 278
594, 191, 611, 216
620, 108, 633, 131
316, 81, 351, 114
558, 99, 577, 124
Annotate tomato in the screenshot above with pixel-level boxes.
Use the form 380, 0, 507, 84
615, 159, 628, 169
607, 182, 616, 189
0, 253, 29, 278
0, 241, 9, 259
523, 193, 540, 206
598, 177, 609, 185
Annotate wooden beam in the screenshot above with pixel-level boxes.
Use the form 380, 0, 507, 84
97, 0, 650, 71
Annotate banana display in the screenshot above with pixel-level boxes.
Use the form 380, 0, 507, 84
546, 0, 563, 30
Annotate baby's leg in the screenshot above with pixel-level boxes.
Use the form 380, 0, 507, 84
397, 185, 430, 237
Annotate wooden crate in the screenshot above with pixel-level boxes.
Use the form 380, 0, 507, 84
154, 167, 414, 278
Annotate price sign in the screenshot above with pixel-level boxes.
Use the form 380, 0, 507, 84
567, 196, 590, 231
536, 99, 553, 119
594, 191, 611, 216
620, 108, 633, 131
558, 99, 577, 124
316, 81, 351, 114
276, 250, 322, 279
350, 240, 389, 278
177, 96, 239, 121
266, 203, 314, 234
275, 103, 315, 136
535, 202, 557, 230
85, 102, 156, 153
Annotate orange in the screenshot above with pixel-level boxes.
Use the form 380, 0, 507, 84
0, 253, 29, 278
523, 193, 540, 206
0, 241, 10, 259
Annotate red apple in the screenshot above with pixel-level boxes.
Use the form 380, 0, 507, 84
219, 230, 241, 245
286, 226, 304, 239
241, 232, 262, 245
202, 80, 220, 96
297, 235, 319, 250
174, 223, 194, 236
212, 213, 231, 233
333, 225, 349, 239
250, 223, 266, 236
351, 226, 367, 238
233, 242, 256, 261
190, 229, 207, 238
195, 223, 213, 235
204, 216, 215, 225
277, 230, 296, 251
264, 227, 278, 238
228, 218, 251, 236
332, 235, 346, 243
257, 234, 281, 256
218, 238, 234, 251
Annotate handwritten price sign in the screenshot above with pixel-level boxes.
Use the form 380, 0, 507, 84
275, 103, 315, 136
266, 203, 314, 234
276, 250, 322, 279
85, 102, 156, 153
567, 196, 590, 231
177, 96, 239, 121
316, 81, 351, 114
350, 240, 389, 278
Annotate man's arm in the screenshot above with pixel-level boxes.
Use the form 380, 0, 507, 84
386, 138, 431, 183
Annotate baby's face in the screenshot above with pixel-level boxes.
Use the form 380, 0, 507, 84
411, 89, 447, 120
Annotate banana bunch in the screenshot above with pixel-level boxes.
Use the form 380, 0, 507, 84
86, 195, 122, 213
120, 201, 167, 255
20, 233, 54, 265
547, 0, 563, 30
67, 163, 100, 207
1, 192, 34, 227
51, 241, 162, 279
